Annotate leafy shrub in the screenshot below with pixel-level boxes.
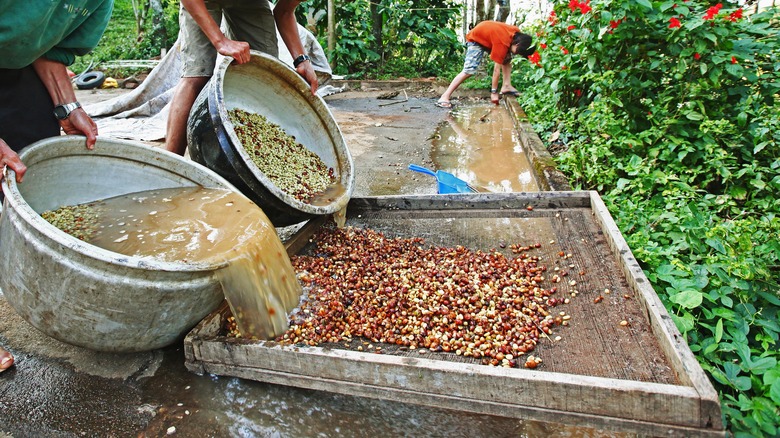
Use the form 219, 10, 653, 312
297, 0, 463, 78
72, 0, 179, 75
515, 1, 780, 435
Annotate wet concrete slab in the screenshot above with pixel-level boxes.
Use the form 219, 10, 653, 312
0, 84, 609, 437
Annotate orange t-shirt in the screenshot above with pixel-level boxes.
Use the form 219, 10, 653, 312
466, 21, 520, 64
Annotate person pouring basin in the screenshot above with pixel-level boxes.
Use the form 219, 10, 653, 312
165, 0, 319, 157
0, 0, 115, 373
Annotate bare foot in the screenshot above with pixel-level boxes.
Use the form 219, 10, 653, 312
0, 346, 14, 372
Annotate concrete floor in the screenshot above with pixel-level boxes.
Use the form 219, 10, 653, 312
0, 83, 585, 437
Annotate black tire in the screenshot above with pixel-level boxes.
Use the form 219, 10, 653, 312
75, 71, 105, 90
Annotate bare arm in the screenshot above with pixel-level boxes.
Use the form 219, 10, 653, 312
181, 0, 250, 63
31, 57, 98, 149
491, 62, 501, 104
274, 0, 318, 94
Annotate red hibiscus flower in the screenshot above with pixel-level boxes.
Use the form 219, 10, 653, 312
568, 0, 591, 14
727, 9, 743, 22
669, 17, 681, 28
528, 51, 542, 67
704, 3, 723, 20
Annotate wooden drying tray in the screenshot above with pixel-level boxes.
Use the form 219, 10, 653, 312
184, 191, 724, 437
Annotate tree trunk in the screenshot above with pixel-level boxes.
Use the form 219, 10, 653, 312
463, 1, 469, 35
131, 0, 150, 39
370, 0, 383, 65
486, 0, 496, 21
496, 0, 511, 22
149, 0, 167, 55
474, 0, 487, 25
327, 0, 336, 58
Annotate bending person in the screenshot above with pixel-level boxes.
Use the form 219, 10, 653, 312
437, 20, 535, 108
165, 0, 318, 156
0, 0, 114, 374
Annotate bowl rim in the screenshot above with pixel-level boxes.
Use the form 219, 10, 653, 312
3, 136, 236, 272
212, 51, 355, 215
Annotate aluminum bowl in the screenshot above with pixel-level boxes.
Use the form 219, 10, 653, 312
0, 136, 234, 352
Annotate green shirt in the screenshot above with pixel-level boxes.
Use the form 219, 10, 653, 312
0, 0, 113, 69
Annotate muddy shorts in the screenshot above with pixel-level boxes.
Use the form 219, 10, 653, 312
461, 42, 487, 75
178, 0, 278, 77
0, 66, 59, 151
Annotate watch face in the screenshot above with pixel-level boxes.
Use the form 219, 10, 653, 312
54, 105, 68, 119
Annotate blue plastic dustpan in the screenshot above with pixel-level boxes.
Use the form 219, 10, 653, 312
408, 164, 476, 194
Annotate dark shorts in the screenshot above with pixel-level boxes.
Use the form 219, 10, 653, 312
0, 66, 59, 151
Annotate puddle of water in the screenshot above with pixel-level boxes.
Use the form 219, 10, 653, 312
141, 356, 632, 438
431, 102, 539, 192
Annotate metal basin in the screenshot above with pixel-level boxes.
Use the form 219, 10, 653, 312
188, 51, 354, 226
0, 136, 233, 352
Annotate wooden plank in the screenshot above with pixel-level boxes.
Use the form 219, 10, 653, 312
198, 358, 722, 437
191, 336, 702, 420
347, 191, 592, 211
587, 192, 723, 430
282, 214, 327, 256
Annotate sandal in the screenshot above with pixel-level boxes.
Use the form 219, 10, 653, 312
0, 346, 13, 372
501, 90, 521, 97
435, 100, 453, 109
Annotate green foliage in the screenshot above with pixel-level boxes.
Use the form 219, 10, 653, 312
515, 1, 780, 435
297, 0, 463, 78
73, 0, 179, 75
80, 1, 460, 79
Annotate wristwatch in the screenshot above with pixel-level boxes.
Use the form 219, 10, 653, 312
53, 101, 82, 120
293, 54, 310, 68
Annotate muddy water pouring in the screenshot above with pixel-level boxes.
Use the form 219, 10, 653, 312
41, 186, 301, 340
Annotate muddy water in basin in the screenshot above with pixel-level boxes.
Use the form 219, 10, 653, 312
432, 103, 539, 192
43, 186, 300, 340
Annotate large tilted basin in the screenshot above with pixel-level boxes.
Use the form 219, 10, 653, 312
188, 51, 354, 226
0, 136, 233, 352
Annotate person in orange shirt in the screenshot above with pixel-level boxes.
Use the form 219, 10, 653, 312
437, 20, 535, 109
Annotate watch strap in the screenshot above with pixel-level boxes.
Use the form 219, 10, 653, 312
293, 54, 310, 68
54, 101, 82, 119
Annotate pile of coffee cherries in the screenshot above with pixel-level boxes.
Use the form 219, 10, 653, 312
280, 226, 566, 368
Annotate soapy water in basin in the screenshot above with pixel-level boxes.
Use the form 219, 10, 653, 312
42, 186, 300, 339
432, 103, 539, 192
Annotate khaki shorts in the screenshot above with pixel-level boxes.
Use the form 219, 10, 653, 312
178, 0, 277, 77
